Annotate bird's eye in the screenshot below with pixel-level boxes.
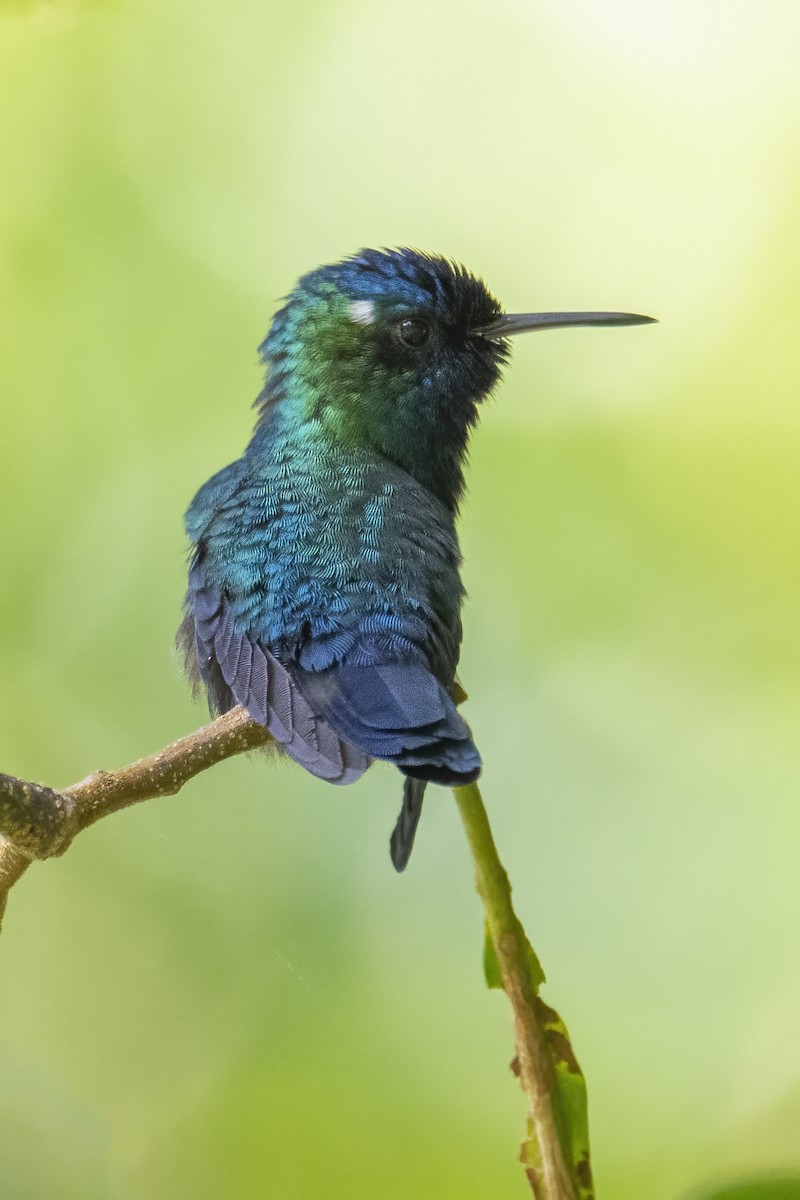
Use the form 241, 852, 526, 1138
396, 318, 430, 349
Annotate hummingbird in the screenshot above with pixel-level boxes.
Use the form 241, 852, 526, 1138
178, 248, 654, 870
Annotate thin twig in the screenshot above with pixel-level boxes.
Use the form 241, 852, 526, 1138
0, 707, 270, 928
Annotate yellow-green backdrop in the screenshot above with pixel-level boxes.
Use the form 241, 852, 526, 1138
1, 2, 799, 1197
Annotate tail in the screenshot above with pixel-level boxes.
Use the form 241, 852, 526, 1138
389, 777, 427, 872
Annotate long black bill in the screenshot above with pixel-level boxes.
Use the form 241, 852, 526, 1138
475, 311, 656, 339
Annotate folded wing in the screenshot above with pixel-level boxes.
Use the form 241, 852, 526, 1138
185, 573, 370, 786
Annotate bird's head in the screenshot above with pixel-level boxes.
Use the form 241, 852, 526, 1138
257, 247, 653, 509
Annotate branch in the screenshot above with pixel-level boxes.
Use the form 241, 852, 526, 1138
0, 707, 270, 927
0, 714, 593, 1200
455, 782, 591, 1200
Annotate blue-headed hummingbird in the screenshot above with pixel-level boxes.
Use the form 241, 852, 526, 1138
179, 248, 654, 869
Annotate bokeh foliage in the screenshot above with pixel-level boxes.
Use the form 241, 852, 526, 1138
1, 1, 799, 1197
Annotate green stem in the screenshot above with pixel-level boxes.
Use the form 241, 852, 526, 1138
454, 781, 581, 1200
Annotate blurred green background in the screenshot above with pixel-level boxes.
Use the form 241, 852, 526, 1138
1, 1, 799, 1197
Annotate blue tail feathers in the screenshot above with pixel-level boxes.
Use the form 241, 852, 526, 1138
390, 777, 427, 872
292, 661, 481, 786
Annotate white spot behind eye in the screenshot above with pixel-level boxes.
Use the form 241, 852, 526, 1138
349, 300, 376, 325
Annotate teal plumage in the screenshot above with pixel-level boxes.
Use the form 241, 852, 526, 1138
179, 248, 654, 867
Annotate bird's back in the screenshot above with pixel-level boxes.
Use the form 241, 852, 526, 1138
180, 424, 480, 795
186, 425, 464, 678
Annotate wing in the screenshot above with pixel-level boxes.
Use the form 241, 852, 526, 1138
183, 559, 370, 786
